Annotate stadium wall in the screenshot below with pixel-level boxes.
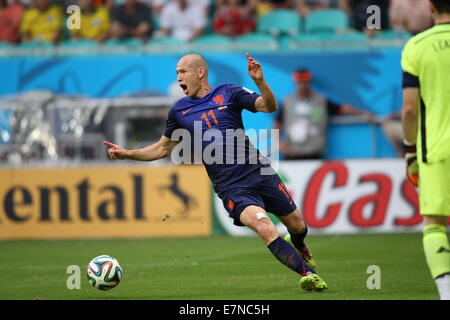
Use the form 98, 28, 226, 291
0, 49, 403, 159
0, 164, 211, 239
0, 159, 424, 240
214, 159, 423, 236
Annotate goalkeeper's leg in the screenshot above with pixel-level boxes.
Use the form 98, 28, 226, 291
423, 216, 450, 300
419, 158, 450, 300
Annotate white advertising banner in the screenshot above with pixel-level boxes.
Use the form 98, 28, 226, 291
214, 159, 423, 236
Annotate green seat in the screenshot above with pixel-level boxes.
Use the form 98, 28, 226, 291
234, 32, 278, 51
284, 33, 328, 51
374, 30, 412, 40
257, 9, 301, 36
305, 9, 349, 34
151, 36, 187, 45
58, 39, 98, 55
192, 34, 232, 51
321, 32, 369, 51
192, 34, 232, 44
59, 39, 98, 47
0, 41, 12, 49
323, 32, 368, 41
103, 38, 143, 47
285, 32, 368, 51
18, 40, 54, 49
151, 14, 160, 31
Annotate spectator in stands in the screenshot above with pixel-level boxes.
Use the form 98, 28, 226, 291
0, 0, 24, 44
110, 0, 152, 41
248, 0, 292, 17
389, 0, 434, 35
192, 0, 210, 12
297, 0, 338, 17
69, 0, 110, 43
159, 0, 207, 41
131, 0, 165, 14
212, 0, 255, 37
275, 69, 375, 160
339, 0, 390, 37
20, 0, 62, 43
269, 0, 293, 9
249, 0, 272, 17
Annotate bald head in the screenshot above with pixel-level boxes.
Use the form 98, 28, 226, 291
176, 53, 211, 98
180, 53, 208, 75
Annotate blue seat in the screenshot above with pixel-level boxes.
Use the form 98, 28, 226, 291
283, 33, 328, 51
0, 41, 12, 49
151, 36, 187, 45
18, 40, 54, 49
305, 9, 349, 34
285, 31, 369, 51
321, 32, 369, 51
192, 34, 232, 44
257, 9, 302, 36
374, 30, 412, 40
146, 36, 188, 53
58, 39, 99, 55
103, 38, 144, 47
192, 34, 232, 51
59, 39, 98, 47
234, 32, 278, 51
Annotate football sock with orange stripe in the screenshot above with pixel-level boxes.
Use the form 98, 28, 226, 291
267, 236, 314, 276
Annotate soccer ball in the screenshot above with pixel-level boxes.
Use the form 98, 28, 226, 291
87, 255, 123, 290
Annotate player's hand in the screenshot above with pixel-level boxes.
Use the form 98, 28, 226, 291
103, 141, 128, 160
246, 53, 263, 82
404, 140, 419, 187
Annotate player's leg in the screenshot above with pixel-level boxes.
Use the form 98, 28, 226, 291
239, 205, 312, 276
277, 209, 316, 269
419, 158, 450, 300
423, 215, 450, 300
240, 206, 327, 292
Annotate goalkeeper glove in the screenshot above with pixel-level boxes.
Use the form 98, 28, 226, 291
404, 140, 419, 187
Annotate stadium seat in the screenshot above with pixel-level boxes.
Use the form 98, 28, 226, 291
0, 41, 12, 56
59, 39, 98, 47
193, 34, 232, 44
151, 36, 187, 45
57, 39, 99, 55
304, 9, 349, 34
103, 38, 144, 47
322, 32, 369, 51
283, 33, 328, 51
234, 33, 278, 51
373, 30, 412, 40
370, 30, 412, 48
192, 34, 232, 51
285, 31, 369, 51
17, 40, 54, 49
146, 36, 189, 53
257, 9, 302, 37
0, 41, 12, 48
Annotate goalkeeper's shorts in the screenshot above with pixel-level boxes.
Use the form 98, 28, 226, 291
419, 156, 450, 216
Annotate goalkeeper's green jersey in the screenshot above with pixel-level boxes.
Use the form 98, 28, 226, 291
401, 23, 450, 164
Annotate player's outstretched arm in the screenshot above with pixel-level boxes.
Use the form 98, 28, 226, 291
246, 53, 278, 113
103, 135, 178, 161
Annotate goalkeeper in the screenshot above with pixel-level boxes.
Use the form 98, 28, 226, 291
401, 0, 450, 300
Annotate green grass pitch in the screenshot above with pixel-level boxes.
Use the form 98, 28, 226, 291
0, 233, 438, 300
